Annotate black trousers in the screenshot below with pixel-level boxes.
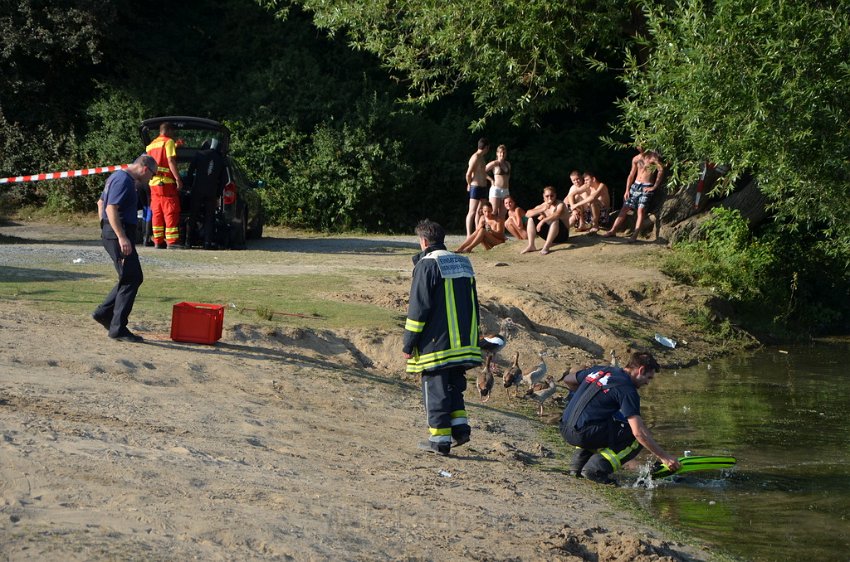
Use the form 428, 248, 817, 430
187, 194, 218, 247
421, 367, 470, 444
94, 223, 143, 336
561, 417, 643, 476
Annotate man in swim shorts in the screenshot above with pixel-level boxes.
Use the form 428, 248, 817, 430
603, 146, 665, 242
465, 138, 490, 237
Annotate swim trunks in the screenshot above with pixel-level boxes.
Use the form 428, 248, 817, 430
489, 186, 509, 199
624, 182, 654, 210
469, 184, 487, 200
537, 220, 569, 243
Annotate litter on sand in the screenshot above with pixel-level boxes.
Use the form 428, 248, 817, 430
654, 333, 677, 349
439, 470, 452, 478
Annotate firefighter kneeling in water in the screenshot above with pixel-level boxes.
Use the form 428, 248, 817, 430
559, 351, 680, 484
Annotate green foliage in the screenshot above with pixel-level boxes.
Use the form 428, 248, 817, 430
0, 0, 113, 130
280, 95, 413, 232
81, 85, 148, 166
665, 208, 775, 303
665, 208, 850, 336
612, 0, 850, 267
273, 0, 630, 126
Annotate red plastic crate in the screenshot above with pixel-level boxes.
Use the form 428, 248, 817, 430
170, 302, 224, 344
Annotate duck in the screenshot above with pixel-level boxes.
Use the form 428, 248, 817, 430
503, 352, 523, 397
479, 334, 506, 357
478, 355, 495, 402
527, 375, 557, 416
522, 360, 547, 389
610, 349, 619, 367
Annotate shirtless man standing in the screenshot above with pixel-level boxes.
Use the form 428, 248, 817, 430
603, 146, 665, 242
521, 186, 569, 255
465, 138, 490, 237
485, 144, 511, 221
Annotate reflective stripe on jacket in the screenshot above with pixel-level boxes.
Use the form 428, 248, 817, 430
146, 135, 177, 186
403, 246, 482, 374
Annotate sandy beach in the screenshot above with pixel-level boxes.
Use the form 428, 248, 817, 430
0, 221, 721, 560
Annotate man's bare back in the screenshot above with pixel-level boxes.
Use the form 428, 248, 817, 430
467, 152, 488, 188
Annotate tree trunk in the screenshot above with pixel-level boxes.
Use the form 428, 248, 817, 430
653, 167, 769, 244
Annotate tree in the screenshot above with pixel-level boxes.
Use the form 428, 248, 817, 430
611, 0, 850, 267
263, 0, 630, 127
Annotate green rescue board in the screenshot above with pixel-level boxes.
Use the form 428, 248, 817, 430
652, 455, 737, 478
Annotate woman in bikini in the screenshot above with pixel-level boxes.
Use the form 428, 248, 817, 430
456, 201, 507, 253
485, 145, 511, 221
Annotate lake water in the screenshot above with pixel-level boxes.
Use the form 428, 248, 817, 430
627, 340, 850, 561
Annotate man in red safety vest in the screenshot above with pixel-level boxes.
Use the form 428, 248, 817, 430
146, 122, 184, 248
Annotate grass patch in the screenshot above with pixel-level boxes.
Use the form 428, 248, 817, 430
0, 264, 402, 331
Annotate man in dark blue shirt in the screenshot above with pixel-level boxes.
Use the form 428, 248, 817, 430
92, 155, 157, 342
560, 351, 680, 483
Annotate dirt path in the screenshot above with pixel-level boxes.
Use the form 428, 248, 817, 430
0, 221, 718, 560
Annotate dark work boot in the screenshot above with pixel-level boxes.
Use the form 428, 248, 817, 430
418, 440, 451, 456
568, 448, 594, 478
580, 453, 617, 484
581, 469, 616, 485
452, 424, 471, 448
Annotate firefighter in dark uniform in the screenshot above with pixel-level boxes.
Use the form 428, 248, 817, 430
560, 351, 680, 483
185, 138, 226, 249
403, 219, 482, 456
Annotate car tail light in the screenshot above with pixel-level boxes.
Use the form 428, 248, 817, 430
223, 182, 237, 205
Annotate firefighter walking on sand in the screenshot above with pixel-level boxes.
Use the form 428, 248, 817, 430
146, 122, 184, 248
402, 219, 482, 456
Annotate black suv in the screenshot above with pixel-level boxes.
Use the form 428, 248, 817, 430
139, 116, 264, 249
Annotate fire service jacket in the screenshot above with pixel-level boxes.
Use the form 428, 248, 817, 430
403, 244, 482, 374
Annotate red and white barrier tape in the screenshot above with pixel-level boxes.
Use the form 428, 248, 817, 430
0, 164, 129, 185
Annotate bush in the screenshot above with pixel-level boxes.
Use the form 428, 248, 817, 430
664, 207, 850, 336
244, 95, 413, 232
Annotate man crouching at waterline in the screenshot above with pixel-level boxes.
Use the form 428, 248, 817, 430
402, 219, 483, 456
560, 351, 680, 483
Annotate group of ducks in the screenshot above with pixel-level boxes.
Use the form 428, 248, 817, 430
476, 335, 568, 415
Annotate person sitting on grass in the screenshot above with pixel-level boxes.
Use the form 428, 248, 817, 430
565, 170, 592, 231
571, 171, 611, 234
521, 185, 569, 256
504, 195, 527, 240
456, 201, 506, 253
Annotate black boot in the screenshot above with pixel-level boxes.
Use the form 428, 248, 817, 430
568, 448, 594, 477
418, 440, 451, 456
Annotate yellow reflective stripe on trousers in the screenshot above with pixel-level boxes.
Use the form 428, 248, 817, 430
450, 410, 468, 426
468, 277, 478, 346
444, 279, 461, 349
405, 318, 425, 332
428, 427, 452, 436
598, 439, 641, 472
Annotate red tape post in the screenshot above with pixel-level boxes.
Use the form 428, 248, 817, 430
0, 164, 129, 186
